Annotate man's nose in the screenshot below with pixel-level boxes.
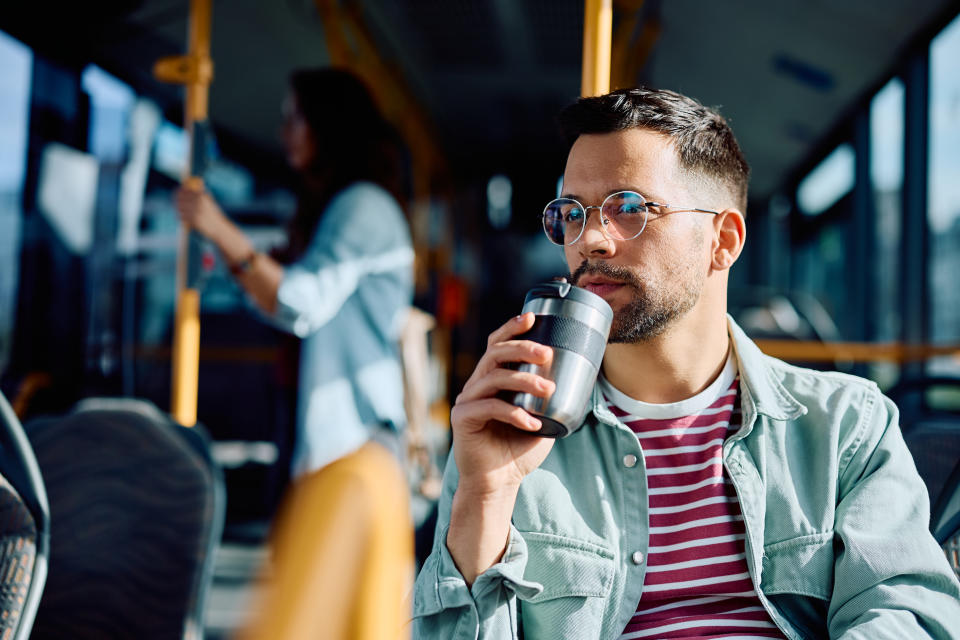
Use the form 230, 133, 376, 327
577, 207, 615, 257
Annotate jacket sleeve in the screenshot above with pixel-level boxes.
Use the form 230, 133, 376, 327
412, 454, 543, 640
270, 183, 413, 338
829, 388, 960, 639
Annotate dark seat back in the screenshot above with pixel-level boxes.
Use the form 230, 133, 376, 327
26, 398, 224, 640
0, 392, 49, 640
887, 377, 960, 512
886, 376, 960, 579
933, 458, 960, 580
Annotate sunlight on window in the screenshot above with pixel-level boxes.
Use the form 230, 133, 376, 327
0, 31, 31, 195
82, 65, 135, 163
929, 12, 960, 352
929, 13, 960, 235
0, 30, 31, 374
487, 174, 512, 229
796, 144, 855, 216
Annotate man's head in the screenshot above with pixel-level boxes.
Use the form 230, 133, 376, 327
559, 87, 750, 213
556, 87, 748, 342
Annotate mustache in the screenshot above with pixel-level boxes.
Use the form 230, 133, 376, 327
569, 260, 643, 290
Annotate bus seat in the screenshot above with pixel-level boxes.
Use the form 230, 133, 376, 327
887, 377, 960, 515
24, 398, 224, 640
0, 391, 49, 640
237, 440, 413, 640
932, 459, 960, 580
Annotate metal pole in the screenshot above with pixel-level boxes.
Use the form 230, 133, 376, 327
154, 0, 214, 426
581, 0, 613, 97
901, 49, 930, 382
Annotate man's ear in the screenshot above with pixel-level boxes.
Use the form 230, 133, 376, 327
711, 208, 745, 271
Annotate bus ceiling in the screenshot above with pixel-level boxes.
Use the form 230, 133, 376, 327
1, 0, 959, 202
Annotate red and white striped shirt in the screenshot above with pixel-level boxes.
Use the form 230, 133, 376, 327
603, 356, 784, 640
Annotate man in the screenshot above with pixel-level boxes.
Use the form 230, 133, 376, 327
413, 88, 960, 639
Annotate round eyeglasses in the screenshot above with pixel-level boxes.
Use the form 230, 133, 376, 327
541, 190, 721, 246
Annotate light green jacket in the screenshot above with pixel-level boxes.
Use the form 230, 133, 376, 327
413, 317, 960, 639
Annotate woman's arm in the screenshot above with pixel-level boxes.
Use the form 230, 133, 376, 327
175, 185, 284, 314
177, 181, 413, 338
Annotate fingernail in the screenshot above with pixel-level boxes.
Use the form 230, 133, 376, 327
527, 417, 541, 430
515, 313, 526, 323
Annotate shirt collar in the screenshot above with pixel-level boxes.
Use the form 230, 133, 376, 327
589, 314, 806, 425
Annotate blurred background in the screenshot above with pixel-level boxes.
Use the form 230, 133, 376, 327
0, 0, 959, 638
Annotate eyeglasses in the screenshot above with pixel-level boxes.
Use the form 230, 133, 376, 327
541, 190, 721, 246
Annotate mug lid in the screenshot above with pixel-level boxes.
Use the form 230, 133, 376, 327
524, 278, 614, 320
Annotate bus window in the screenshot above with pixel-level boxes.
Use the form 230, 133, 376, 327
0, 30, 32, 376
929, 12, 960, 387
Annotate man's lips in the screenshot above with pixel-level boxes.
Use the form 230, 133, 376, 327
578, 278, 625, 296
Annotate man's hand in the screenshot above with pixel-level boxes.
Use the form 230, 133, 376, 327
446, 312, 557, 585
451, 312, 557, 493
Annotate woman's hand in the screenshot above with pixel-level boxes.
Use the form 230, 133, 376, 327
174, 184, 229, 240
172, 183, 281, 314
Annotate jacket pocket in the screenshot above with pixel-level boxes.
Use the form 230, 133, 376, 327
762, 533, 834, 639
519, 531, 616, 601
762, 531, 834, 600
517, 532, 616, 640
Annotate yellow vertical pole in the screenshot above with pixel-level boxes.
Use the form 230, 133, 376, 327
155, 0, 214, 427
582, 0, 613, 97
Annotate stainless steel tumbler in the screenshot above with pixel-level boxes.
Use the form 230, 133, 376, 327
509, 278, 613, 437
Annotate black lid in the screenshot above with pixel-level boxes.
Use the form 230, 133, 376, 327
523, 278, 614, 320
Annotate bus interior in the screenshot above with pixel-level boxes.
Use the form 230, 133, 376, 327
1, 1, 960, 637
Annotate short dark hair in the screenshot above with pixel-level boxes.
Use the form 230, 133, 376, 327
558, 87, 750, 213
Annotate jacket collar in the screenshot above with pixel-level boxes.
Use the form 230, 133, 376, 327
726, 314, 806, 421
590, 314, 807, 425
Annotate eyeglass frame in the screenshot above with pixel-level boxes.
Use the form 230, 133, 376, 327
541, 190, 722, 246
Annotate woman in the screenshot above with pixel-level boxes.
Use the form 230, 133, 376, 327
175, 68, 414, 475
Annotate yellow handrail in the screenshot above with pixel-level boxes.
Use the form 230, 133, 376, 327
582, 0, 613, 97
129, 341, 960, 365
755, 340, 960, 364
153, 0, 214, 427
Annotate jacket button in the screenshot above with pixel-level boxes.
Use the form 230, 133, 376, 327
623, 454, 638, 468
631, 551, 644, 565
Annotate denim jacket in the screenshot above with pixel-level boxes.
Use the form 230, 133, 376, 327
413, 317, 960, 639
271, 182, 414, 475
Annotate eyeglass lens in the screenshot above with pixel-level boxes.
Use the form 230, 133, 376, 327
542, 191, 649, 245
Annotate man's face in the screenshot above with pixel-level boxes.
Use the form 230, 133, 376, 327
563, 128, 714, 342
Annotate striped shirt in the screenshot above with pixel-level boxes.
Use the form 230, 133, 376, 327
603, 356, 784, 640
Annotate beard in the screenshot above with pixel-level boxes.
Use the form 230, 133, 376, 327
570, 257, 704, 343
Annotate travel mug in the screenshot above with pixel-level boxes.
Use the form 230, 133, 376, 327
508, 278, 613, 437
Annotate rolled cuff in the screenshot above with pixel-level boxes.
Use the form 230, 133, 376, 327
413, 524, 543, 620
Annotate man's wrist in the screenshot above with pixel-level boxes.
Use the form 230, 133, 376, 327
454, 479, 522, 504
447, 483, 520, 586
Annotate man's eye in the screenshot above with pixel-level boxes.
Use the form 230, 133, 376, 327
618, 204, 643, 214
565, 209, 585, 223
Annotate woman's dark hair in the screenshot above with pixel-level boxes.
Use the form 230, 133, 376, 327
558, 87, 750, 213
279, 68, 410, 261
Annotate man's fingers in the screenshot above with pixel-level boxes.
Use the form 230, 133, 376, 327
487, 340, 552, 368
487, 312, 536, 348
472, 337, 552, 377
461, 338, 552, 395
452, 398, 543, 433
456, 368, 555, 405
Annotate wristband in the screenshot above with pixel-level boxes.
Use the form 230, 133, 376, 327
228, 251, 258, 277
